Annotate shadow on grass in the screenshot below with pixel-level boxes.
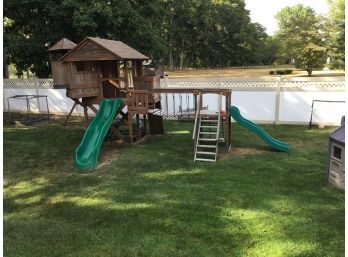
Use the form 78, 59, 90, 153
3, 120, 344, 257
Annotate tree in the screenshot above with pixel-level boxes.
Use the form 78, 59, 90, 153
4, 0, 270, 76
260, 36, 281, 66
326, 0, 345, 70
275, 4, 327, 76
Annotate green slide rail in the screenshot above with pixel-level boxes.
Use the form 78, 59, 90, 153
75, 98, 123, 170
229, 106, 289, 152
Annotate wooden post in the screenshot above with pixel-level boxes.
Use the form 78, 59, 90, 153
199, 92, 203, 110
124, 60, 129, 91
226, 91, 231, 150
128, 113, 133, 144
83, 106, 88, 128
193, 92, 197, 112
136, 114, 140, 139
143, 114, 147, 135
135, 60, 143, 77
131, 60, 136, 78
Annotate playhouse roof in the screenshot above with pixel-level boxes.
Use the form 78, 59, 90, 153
60, 37, 149, 61
330, 125, 345, 144
49, 38, 77, 51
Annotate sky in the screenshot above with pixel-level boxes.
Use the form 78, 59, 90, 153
244, 0, 329, 35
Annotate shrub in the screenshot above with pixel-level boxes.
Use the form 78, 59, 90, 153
273, 69, 293, 75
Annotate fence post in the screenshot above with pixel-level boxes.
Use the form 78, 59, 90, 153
274, 78, 282, 125
3, 88, 8, 111
164, 77, 169, 87
36, 85, 41, 113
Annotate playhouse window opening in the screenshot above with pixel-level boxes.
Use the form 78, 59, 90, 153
333, 146, 342, 160
76, 62, 95, 72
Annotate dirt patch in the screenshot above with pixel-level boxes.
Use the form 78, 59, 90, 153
219, 147, 268, 160
98, 147, 121, 169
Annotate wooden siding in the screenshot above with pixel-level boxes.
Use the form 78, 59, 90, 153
51, 61, 69, 86
65, 62, 100, 98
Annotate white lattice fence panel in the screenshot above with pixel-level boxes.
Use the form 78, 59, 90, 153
164, 80, 278, 88
221, 81, 277, 88
282, 80, 345, 89
3, 79, 54, 89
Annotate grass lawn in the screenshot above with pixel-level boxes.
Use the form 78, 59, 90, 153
165, 66, 345, 78
3, 115, 344, 257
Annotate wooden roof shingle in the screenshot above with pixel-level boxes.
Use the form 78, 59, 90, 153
60, 37, 149, 61
89, 37, 148, 60
49, 38, 77, 51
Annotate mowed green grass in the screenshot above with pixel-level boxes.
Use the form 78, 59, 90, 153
3, 117, 344, 257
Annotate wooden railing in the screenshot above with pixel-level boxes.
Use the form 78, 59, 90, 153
127, 90, 149, 114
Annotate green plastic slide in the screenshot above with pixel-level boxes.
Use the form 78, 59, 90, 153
75, 98, 123, 170
229, 106, 289, 152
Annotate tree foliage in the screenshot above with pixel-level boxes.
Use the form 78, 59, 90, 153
275, 4, 327, 76
326, 0, 345, 69
4, 0, 272, 77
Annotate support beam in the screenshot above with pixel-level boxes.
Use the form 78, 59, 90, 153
64, 101, 78, 126
83, 106, 88, 128
87, 104, 98, 113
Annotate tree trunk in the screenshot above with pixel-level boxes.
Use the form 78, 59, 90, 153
169, 51, 174, 71
179, 51, 185, 70
306, 68, 313, 76
3, 48, 9, 79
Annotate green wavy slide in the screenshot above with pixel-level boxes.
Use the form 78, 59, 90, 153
75, 98, 123, 170
229, 106, 289, 152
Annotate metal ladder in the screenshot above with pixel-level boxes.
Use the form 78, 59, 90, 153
193, 94, 222, 162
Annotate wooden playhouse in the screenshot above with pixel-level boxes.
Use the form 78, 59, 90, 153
49, 37, 162, 143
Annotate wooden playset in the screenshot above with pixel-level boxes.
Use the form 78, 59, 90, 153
49, 37, 288, 170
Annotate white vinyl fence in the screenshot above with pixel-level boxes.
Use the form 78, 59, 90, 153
3, 77, 346, 125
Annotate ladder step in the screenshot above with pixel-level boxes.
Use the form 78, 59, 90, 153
197, 145, 217, 148
201, 119, 218, 122
196, 151, 216, 155
200, 126, 218, 129
199, 132, 218, 135
199, 138, 217, 141
195, 158, 216, 162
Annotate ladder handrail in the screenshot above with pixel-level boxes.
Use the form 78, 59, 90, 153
215, 94, 222, 161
